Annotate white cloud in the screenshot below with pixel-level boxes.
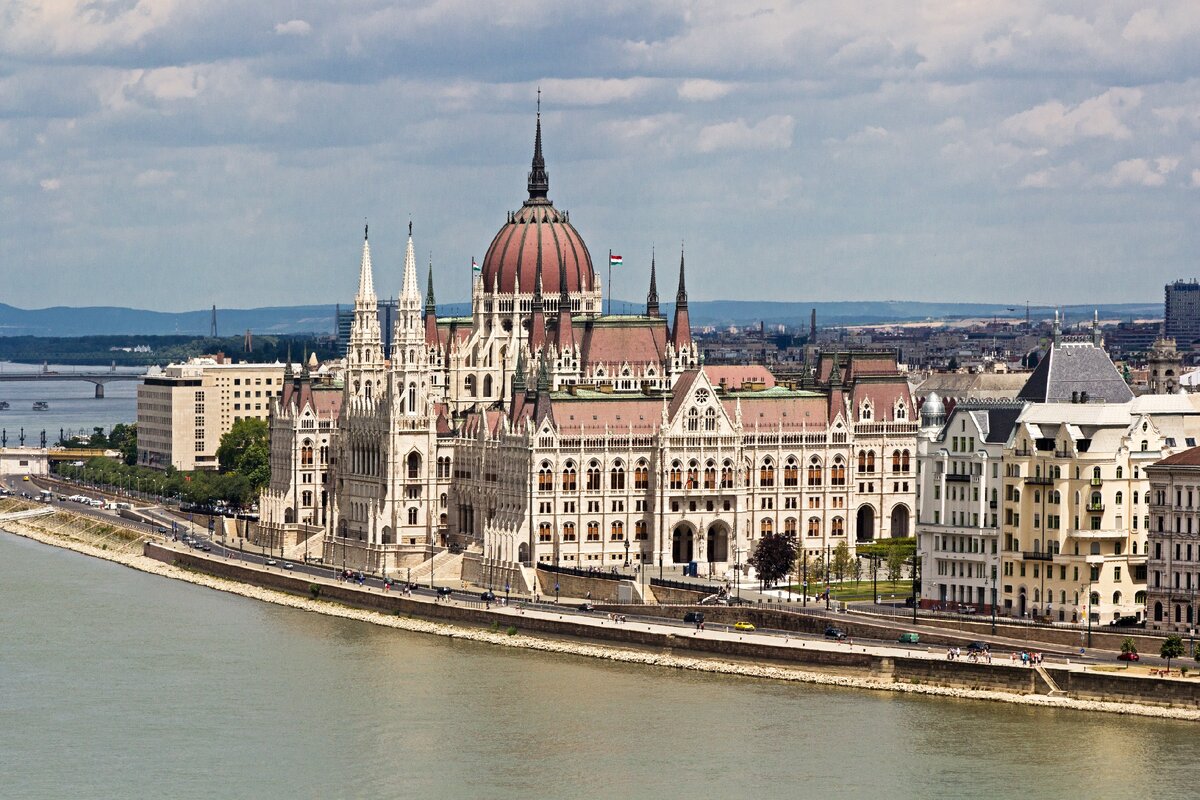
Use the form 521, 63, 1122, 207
274, 19, 312, 36
0, 0, 178, 58
134, 169, 175, 187
677, 79, 732, 102
1098, 157, 1177, 188
1193, 169, 1200, 187
39, 178, 62, 191
1002, 88, 1141, 147
695, 115, 794, 153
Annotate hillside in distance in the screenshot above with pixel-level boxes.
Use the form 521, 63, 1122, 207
0, 299, 1161, 337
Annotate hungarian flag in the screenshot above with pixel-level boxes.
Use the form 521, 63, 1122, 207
609, 254, 623, 267
471, 257, 481, 275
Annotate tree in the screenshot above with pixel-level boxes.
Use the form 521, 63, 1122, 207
216, 418, 270, 498
748, 532, 797, 587
1161, 634, 1185, 671
885, 544, 906, 583
1121, 638, 1137, 656
832, 541, 853, 584
108, 423, 138, 465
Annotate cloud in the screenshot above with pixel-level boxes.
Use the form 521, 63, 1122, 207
677, 79, 732, 102
1002, 88, 1142, 147
1097, 157, 1177, 188
273, 19, 311, 37
695, 115, 794, 153
1193, 169, 1200, 188
133, 169, 175, 187
39, 178, 62, 191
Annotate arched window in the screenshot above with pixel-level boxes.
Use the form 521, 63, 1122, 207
704, 460, 717, 490
562, 462, 578, 492
1090, 492, 1102, 509
1115, 491, 1123, 505
858, 450, 866, 473
669, 461, 683, 490
891, 450, 901, 472
1116, 466, 1123, 479
610, 521, 624, 541
483, 375, 493, 397
407, 382, 416, 412
721, 460, 734, 489
634, 461, 649, 490
635, 521, 648, 540
760, 458, 775, 488
687, 407, 699, 432
807, 517, 820, 537
832, 458, 846, 486
901, 450, 910, 472
808, 457, 823, 487
760, 518, 774, 536
610, 463, 626, 491
538, 463, 553, 492
704, 407, 717, 431
538, 523, 553, 542
407, 451, 421, 481
562, 522, 577, 542
586, 462, 602, 492
301, 440, 314, 466
464, 375, 476, 397
407, 507, 418, 525
785, 518, 797, 536
686, 460, 699, 489
586, 522, 600, 541
783, 457, 799, 487
831, 517, 844, 536
867, 451, 876, 473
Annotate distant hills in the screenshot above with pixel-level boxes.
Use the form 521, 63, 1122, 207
0, 300, 1162, 337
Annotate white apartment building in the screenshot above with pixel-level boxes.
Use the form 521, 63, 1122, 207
916, 396, 1024, 613
1146, 447, 1200, 632
137, 356, 289, 471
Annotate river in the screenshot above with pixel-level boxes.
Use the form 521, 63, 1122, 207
0, 531, 1195, 800
0, 361, 139, 443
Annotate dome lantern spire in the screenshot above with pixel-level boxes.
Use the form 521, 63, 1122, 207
527, 89, 549, 202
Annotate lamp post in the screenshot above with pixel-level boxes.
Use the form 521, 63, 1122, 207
990, 566, 998, 635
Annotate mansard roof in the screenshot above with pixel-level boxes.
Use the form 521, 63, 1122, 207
578, 316, 669, 368
280, 380, 342, 418
1017, 340, 1133, 404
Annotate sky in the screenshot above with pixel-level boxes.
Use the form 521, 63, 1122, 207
2, 1, 1200, 312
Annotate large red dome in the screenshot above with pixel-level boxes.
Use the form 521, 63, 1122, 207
479, 112, 595, 295
481, 202, 594, 295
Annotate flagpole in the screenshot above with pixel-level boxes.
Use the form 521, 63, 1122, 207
607, 249, 612, 316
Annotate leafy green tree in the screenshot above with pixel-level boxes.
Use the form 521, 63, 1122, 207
1161, 634, 1185, 671
217, 418, 269, 473
748, 531, 797, 587
1121, 637, 1137, 655
108, 423, 138, 465
832, 541, 853, 584
885, 543, 906, 583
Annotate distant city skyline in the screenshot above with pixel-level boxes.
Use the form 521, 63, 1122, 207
3, 2, 1199, 311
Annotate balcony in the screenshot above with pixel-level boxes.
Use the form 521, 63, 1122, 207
1091, 477, 1103, 487
1024, 476, 1053, 486
1022, 551, 1055, 562
1086, 503, 1105, 512
1069, 529, 1126, 540
989, 500, 998, 509
945, 473, 971, 482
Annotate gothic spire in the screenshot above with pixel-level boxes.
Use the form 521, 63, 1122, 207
400, 224, 419, 305
675, 242, 688, 308
424, 256, 440, 345
557, 252, 575, 350
425, 258, 436, 312
527, 91, 549, 202
670, 243, 692, 349
356, 222, 376, 307
646, 247, 660, 317
513, 347, 527, 394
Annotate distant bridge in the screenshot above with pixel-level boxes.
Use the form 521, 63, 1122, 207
0, 366, 147, 398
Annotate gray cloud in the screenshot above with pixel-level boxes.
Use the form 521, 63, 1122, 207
2, 1, 1200, 312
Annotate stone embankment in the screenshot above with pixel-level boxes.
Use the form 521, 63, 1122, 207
2, 500, 1198, 721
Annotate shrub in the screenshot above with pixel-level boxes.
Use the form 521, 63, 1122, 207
308, 584, 322, 600
506, 626, 518, 636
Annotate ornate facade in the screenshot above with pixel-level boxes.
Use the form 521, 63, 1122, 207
305, 112, 917, 581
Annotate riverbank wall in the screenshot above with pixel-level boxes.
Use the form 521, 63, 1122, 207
4, 501, 1198, 720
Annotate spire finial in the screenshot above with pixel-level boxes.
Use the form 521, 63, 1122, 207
647, 246, 660, 317
408, 219, 413, 237
676, 241, 688, 307
528, 93, 549, 201
364, 220, 368, 240
426, 255, 436, 311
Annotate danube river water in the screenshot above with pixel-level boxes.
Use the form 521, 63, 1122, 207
2, 532, 1197, 800
0, 361, 139, 442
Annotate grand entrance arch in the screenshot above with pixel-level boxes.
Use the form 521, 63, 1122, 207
706, 523, 729, 563
672, 524, 695, 563
856, 505, 875, 543
890, 505, 910, 538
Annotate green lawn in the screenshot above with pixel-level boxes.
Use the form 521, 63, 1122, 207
787, 580, 913, 603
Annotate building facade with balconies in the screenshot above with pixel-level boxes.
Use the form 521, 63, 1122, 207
1145, 447, 1200, 632
916, 397, 1024, 613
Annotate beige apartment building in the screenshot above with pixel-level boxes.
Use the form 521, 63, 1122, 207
1146, 447, 1200, 633
1001, 395, 1200, 625
137, 356, 288, 471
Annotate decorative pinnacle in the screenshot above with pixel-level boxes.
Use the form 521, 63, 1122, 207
425, 257, 436, 311
676, 242, 688, 307
647, 246, 659, 312
528, 92, 549, 201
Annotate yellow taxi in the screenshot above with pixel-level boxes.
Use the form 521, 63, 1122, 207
733, 621, 756, 632
23, 475, 30, 481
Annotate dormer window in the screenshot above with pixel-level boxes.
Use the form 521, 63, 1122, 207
860, 400, 873, 421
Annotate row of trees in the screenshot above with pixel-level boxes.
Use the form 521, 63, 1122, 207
53, 418, 270, 509
748, 533, 913, 588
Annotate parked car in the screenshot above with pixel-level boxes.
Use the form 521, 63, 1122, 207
683, 611, 705, 624
734, 621, 756, 632
898, 632, 920, 644
1109, 616, 1143, 628
265, 559, 278, 566
436, 586, 454, 597
824, 626, 847, 640
282, 562, 294, 570
577, 602, 596, 612
480, 590, 496, 602
966, 641, 989, 653
1117, 651, 1140, 662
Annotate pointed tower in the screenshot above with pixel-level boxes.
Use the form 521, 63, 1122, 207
530, 238, 547, 351
392, 222, 434, 417
646, 248, 660, 317
556, 253, 575, 352
347, 223, 385, 402
528, 92, 549, 201
424, 257, 439, 346
393, 221, 422, 356
670, 244, 692, 349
